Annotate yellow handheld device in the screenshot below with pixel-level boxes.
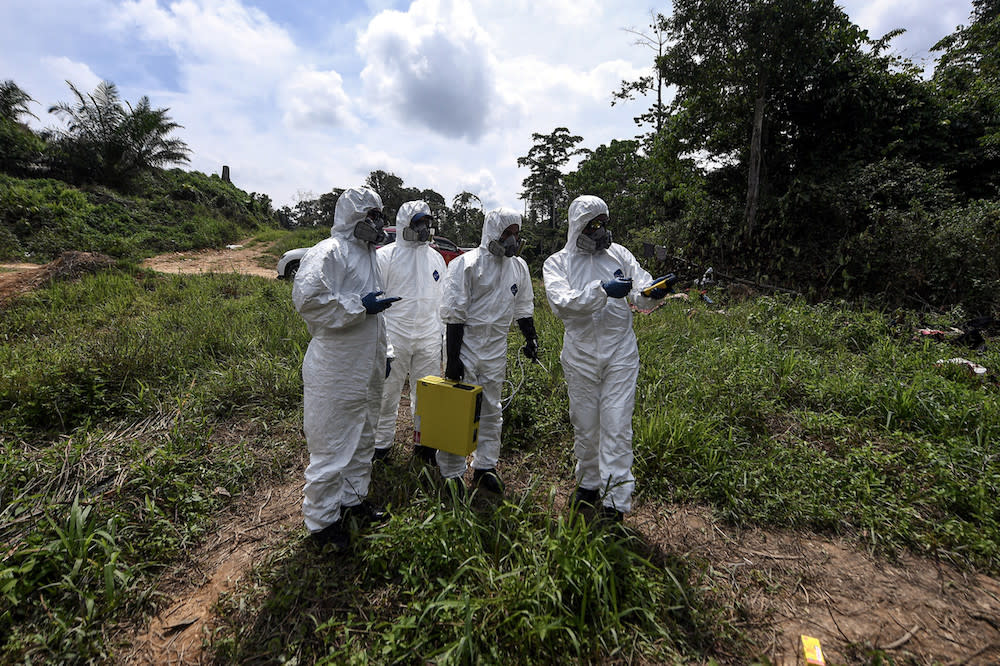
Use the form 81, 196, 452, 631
415, 376, 483, 456
640, 273, 678, 297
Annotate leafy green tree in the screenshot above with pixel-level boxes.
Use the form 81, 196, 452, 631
47, 80, 190, 188
450, 191, 484, 246
365, 170, 406, 219
517, 127, 586, 255
0, 80, 43, 176
656, 0, 948, 284
565, 139, 649, 236
932, 0, 1000, 198
0, 80, 38, 122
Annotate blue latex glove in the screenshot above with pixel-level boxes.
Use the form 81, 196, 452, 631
362, 290, 401, 314
385, 357, 393, 378
644, 273, 678, 299
601, 277, 632, 299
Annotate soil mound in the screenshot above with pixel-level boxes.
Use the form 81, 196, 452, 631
0, 251, 115, 306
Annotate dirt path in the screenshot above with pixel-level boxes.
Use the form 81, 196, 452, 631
137, 240, 276, 279
0, 241, 276, 305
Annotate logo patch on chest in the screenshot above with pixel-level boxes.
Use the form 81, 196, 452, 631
433, 270, 440, 281
510, 283, 518, 295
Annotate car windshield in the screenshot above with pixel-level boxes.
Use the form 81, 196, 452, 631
433, 237, 457, 252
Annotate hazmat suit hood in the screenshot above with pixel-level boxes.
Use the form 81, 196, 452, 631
395, 200, 434, 246
565, 195, 609, 253
479, 208, 522, 251
332, 187, 384, 241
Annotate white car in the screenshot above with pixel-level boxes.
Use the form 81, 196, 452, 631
276, 247, 309, 280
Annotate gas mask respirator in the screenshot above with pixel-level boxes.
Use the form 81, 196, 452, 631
488, 234, 522, 258
576, 224, 612, 253
402, 216, 434, 242
354, 209, 387, 245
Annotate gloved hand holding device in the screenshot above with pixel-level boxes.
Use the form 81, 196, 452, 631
641, 273, 679, 299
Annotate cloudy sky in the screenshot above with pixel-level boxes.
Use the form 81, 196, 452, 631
1, 0, 975, 210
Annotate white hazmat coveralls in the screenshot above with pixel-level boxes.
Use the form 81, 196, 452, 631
292, 187, 390, 533
437, 208, 534, 479
375, 200, 447, 452
542, 195, 660, 513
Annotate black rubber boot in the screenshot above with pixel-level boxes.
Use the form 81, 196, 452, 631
571, 487, 600, 507
341, 500, 390, 529
413, 444, 437, 465
472, 468, 505, 495
310, 519, 350, 552
596, 504, 624, 524
373, 446, 393, 462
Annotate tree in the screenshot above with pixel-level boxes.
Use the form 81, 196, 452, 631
565, 140, 649, 234
451, 191, 484, 246
932, 0, 1000, 198
658, 0, 934, 245
0, 80, 38, 122
0, 80, 43, 176
48, 80, 190, 187
517, 127, 586, 255
612, 12, 670, 134
364, 170, 404, 215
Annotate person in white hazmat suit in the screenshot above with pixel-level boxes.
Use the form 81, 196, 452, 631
292, 186, 401, 551
438, 208, 538, 496
373, 200, 447, 463
542, 195, 672, 522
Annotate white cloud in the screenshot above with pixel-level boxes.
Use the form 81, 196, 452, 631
280, 68, 359, 131
358, 0, 516, 141
112, 0, 297, 73
37, 57, 103, 106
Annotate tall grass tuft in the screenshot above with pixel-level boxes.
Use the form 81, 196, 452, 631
214, 482, 719, 664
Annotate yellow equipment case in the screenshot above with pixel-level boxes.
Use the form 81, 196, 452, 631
415, 376, 483, 456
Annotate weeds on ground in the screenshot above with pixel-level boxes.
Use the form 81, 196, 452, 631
0, 267, 305, 661
3, 267, 999, 662
212, 473, 727, 664
632, 293, 1000, 571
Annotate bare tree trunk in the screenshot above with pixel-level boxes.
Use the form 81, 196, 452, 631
656, 39, 663, 134
745, 75, 766, 240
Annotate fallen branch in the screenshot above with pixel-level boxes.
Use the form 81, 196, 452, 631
661, 253, 801, 296
744, 549, 805, 560
880, 624, 920, 650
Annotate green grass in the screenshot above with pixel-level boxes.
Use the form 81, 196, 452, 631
212, 473, 720, 664
0, 170, 277, 262
631, 294, 1000, 568
0, 267, 306, 662
1, 271, 998, 662
259, 225, 331, 258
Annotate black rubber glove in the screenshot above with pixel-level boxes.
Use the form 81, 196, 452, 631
445, 323, 465, 381
385, 357, 393, 378
517, 316, 539, 362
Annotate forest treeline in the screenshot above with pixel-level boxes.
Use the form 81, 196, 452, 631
2, 0, 998, 312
